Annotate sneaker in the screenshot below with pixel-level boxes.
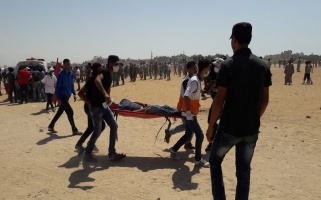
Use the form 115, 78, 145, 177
75, 144, 85, 152
184, 143, 195, 149
195, 159, 210, 168
164, 129, 171, 143
93, 145, 99, 152
72, 131, 83, 135
108, 152, 126, 161
48, 127, 58, 133
169, 148, 180, 160
84, 152, 98, 163
205, 143, 212, 152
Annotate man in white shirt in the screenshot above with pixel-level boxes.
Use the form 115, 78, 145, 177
75, 67, 81, 91
113, 64, 119, 86
41, 68, 57, 111
169, 59, 211, 168
167, 64, 171, 80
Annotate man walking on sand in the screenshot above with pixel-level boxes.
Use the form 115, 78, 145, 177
169, 59, 211, 168
206, 22, 272, 200
164, 61, 197, 149
48, 59, 82, 135
84, 55, 126, 162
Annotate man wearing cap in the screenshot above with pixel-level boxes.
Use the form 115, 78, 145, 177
206, 22, 272, 199
48, 59, 82, 135
41, 68, 57, 111
84, 55, 126, 162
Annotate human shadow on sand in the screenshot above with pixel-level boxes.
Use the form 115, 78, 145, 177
59, 152, 108, 190
30, 109, 49, 116
60, 149, 202, 191
101, 150, 201, 191
36, 132, 73, 145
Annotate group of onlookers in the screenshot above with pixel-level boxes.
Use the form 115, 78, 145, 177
0, 66, 53, 104
283, 59, 314, 85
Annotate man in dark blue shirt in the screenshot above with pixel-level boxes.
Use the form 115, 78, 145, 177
48, 58, 82, 135
206, 22, 272, 200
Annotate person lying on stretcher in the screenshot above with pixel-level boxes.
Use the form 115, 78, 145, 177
115, 99, 181, 117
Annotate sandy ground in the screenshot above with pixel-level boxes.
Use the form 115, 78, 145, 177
0, 66, 321, 200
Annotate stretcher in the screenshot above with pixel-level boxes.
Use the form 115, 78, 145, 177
109, 103, 181, 144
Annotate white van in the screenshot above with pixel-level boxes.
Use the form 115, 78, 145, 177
14, 57, 48, 78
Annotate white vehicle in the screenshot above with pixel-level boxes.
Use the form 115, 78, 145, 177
14, 57, 48, 77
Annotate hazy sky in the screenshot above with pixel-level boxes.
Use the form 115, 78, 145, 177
1, 0, 320, 66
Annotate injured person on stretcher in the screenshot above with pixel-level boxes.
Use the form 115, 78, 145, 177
114, 99, 181, 117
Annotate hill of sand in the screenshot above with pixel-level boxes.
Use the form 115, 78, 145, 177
0, 66, 320, 200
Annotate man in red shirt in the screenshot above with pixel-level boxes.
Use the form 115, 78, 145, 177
18, 66, 31, 104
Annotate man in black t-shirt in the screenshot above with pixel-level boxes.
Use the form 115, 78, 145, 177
84, 55, 126, 162
75, 62, 106, 152
206, 22, 272, 199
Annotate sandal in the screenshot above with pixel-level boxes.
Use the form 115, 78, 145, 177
72, 131, 83, 135
109, 153, 126, 161
48, 127, 57, 133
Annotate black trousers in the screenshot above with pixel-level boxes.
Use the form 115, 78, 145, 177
120, 74, 124, 85
303, 73, 311, 82
46, 93, 54, 109
48, 96, 78, 132
19, 84, 28, 103
9, 84, 17, 102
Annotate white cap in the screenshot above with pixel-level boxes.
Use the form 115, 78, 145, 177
213, 58, 224, 68
49, 68, 55, 72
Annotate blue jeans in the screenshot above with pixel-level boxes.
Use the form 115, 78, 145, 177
77, 105, 106, 147
172, 116, 204, 161
209, 127, 258, 200
169, 117, 192, 143
86, 106, 118, 154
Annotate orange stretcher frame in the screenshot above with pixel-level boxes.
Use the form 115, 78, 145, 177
109, 103, 180, 144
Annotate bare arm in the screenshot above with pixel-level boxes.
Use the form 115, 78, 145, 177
206, 86, 227, 142
95, 73, 111, 103
133, 101, 147, 107
259, 87, 269, 117
183, 96, 190, 112
78, 86, 90, 107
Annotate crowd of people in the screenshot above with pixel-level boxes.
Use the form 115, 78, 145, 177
67, 62, 186, 90
277, 58, 320, 70
0, 60, 187, 106
0, 66, 51, 104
